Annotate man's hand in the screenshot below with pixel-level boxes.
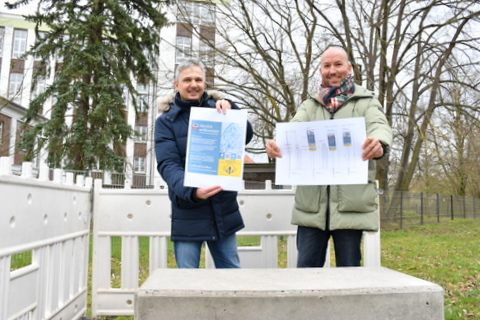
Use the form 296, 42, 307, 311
361, 137, 384, 161
265, 140, 282, 158
215, 99, 231, 114
195, 185, 224, 200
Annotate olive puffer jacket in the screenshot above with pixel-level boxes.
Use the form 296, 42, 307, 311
290, 85, 392, 231
155, 91, 253, 241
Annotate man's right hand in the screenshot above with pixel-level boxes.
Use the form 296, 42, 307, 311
265, 140, 282, 159
195, 185, 224, 200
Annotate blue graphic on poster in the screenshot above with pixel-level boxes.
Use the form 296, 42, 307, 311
307, 129, 317, 151
187, 120, 222, 175
218, 123, 244, 177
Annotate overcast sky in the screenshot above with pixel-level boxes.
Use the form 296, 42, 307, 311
0, 0, 39, 14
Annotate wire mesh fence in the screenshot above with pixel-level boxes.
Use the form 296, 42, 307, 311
380, 190, 478, 230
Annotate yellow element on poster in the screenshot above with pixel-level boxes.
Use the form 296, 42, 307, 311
218, 159, 242, 177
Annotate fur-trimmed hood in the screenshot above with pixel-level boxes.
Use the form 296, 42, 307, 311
157, 90, 225, 113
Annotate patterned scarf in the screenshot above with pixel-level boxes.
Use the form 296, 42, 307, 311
318, 75, 355, 113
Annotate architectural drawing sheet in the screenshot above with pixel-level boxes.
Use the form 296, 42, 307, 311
275, 117, 368, 185
185, 107, 248, 191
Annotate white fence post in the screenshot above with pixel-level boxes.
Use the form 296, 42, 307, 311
0, 157, 12, 175
21, 161, 33, 178
38, 163, 50, 181
0, 157, 92, 320
53, 168, 63, 183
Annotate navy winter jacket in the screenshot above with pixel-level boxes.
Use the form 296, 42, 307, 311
154, 91, 253, 241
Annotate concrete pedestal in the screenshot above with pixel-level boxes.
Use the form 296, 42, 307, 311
135, 267, 444, 320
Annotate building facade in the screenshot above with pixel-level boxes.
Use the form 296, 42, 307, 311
0, 13, 49, 167
0, 1, 225, 182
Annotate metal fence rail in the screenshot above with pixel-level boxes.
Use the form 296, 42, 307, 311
1, 159, 92, 320
380, 190, 478, 230
4, 158, 479, 319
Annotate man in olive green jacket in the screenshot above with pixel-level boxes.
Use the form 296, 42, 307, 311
266, 46, 392, 267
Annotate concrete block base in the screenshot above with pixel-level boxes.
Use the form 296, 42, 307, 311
135, 267, 444, 320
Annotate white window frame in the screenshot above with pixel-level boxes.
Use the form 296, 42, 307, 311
178, 2, 195, 24
178, 2, 215, 26
31, 75, 46, 99
199, 3, 215, 26
56, 34, 69, 62
200, 39, 215, 67
0, 28, 5, 57
0, 121, 3, 145
136, 83, 149, 112
12, 29, 28, 59
134, 126, 147, 142
176, 36, 192, 64
34, 31, 47, 60
9, 73, 24, 102
134, 157, 146, 173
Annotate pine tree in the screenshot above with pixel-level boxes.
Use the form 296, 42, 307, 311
6, 0, 170, 171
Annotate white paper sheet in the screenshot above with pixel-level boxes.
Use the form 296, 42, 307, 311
184, 107, 248, 191
275, 117, 368, 185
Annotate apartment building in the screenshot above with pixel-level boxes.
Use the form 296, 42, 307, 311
0, 1, 223, 182
0, 13, 49, 167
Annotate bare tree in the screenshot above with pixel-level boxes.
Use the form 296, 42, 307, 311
177, 0, 327, 157
309, 0, 480, 192
176, 0, 480, 195
427, 78, 480, 196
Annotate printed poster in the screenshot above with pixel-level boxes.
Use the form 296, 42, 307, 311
184, 107, 248, 191
275, 117, 368, 185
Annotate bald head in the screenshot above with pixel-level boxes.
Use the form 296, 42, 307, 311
320, 47, 349, 63
319, 47, 352, 87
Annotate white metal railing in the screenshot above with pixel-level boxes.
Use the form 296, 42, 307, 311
0, 157, 92, 320
91, 179, 381, 318
0, 157, 381, 319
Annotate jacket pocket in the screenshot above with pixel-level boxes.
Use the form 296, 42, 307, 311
175, 195, 200, 210
294, 186, 321, 213
337, 183, 377, 213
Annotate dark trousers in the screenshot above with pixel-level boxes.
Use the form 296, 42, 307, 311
296, 226, 363, 267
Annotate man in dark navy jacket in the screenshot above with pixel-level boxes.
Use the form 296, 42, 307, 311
155, 59, 253, 268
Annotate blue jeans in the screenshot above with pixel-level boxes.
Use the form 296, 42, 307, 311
174, 233, 241, 268
296, 226, 363, 267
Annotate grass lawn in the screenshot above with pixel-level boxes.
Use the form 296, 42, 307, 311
89, 219, 479, 319
381, 219, 480, 319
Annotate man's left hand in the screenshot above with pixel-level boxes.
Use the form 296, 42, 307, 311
361, 137, 384, 160
216, 99, 231, 114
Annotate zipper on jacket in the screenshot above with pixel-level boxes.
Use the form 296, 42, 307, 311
326, 185, 331, 230
327, 111, 333, 229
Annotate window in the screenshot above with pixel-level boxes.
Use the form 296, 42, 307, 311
0, 28, 5, 57
178, 2, 195, 23
175, 36, 191, 64
31, 76, 46, 99
200, 39, 215, 67
199, 3, 215, 26
12, 29, 28, 59
136, 83, 149, 112
34, 31, 47, 60
134, 157, 145, 173
178, 2, 215, 26
0, 121, 3, 145
134, 126, 147, 142
9, 73, 24, 102
56, 34, 69, 62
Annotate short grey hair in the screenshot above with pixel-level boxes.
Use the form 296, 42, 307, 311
174, 59, 206, 82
